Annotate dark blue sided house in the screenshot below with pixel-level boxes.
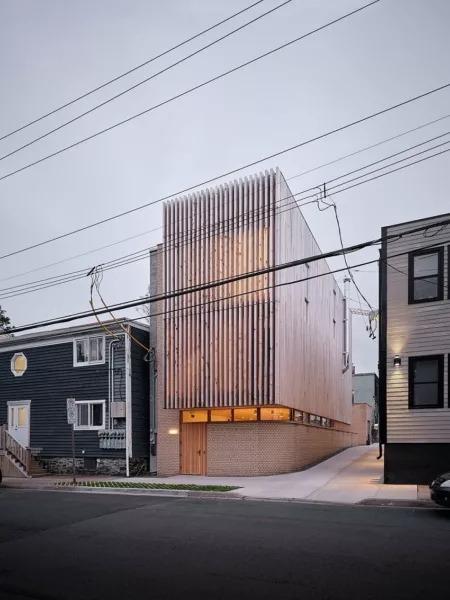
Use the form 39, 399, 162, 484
0, 320, 150, 477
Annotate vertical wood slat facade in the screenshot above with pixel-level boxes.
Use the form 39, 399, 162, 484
163, 168, 351, 424
163, 171, 275, 409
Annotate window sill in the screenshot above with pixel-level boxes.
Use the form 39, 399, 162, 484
74, 426, 105, 431
408, 297, 443, 305
408, 405, 444, 410
73, 360, 106, 368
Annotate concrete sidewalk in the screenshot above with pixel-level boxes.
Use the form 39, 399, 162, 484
124, 445, 418, 504
2, 446, 422, 505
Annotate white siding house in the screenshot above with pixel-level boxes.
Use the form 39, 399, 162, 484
380, 213, 450, 484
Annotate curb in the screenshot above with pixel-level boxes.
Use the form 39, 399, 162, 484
356, 498, 441, 509
1, 482, 243, 500
2, 482, 444, 509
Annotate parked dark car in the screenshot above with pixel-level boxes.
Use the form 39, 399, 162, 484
430, 473, 450, 507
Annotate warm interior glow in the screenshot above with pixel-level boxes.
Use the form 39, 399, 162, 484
18, 408, 27, 427
181, 410, 208, 423
233, 408, 258, 421
210, 409, 232, 422
13, 354, 26, 374
260, 407, 291, 421
168, 428, 179, 435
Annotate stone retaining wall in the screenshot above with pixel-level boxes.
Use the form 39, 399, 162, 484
40, 457, 148, 476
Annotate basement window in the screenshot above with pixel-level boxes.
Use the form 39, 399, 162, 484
75, 400, 106, 430
233, 408, 258, 422
182, 410, 208, 423
260, 408, 291, 421
210, 409, 232, 422
408, 248, 444, 303
408, 355, 444, 409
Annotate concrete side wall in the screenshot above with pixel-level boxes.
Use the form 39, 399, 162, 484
352, 403, 373, 446
384, 443, 450, 484
207, 422, 358, 476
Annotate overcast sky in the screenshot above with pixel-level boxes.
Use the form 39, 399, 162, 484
1, 0, 449, 372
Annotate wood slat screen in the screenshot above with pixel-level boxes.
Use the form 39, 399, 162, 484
163, 171, 276, 409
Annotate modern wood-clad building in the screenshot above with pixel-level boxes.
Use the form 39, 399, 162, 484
152, 168, 356, 476
379, 213, 450, 484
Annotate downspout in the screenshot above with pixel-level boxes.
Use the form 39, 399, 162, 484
342, 277, 351, 373
377, 245, 386, 461
125, 329, 132, 478
108, 339, 119, 430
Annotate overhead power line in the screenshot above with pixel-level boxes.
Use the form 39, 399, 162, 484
1, 77, 448, 264
0, 0, 269, 143
0, 0, 379, 186
286, 112, 450, 182
0, 246, 151, 295
0, 0, 293, 163
2, 131, 449, 300
129, 136, 450, 255
6, 233, 447, 344
0, 227, 160, 284
318, 145, 450, 198
157, 131, 450, 255
4, 111, 448, 285
8, 216, 450, 335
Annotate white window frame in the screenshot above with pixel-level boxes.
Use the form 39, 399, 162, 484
74, 400, 106, 431
73, 336, 105, 367
11, 352, 28, 377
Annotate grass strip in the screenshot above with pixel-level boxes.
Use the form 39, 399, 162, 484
55, 481, 240, 492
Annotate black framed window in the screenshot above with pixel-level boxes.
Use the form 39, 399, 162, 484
408, 355, 444, 409
408, 247, 444, 303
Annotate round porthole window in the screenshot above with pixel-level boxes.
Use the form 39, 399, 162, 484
11, 353, 27, 377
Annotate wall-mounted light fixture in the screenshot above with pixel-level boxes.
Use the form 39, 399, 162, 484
168, 428, 179, 435
394, 355, 401, 368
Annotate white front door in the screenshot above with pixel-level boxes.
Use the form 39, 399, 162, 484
8, 401, 30, 447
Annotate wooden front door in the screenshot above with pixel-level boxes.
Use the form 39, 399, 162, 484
181, 423, 207, 475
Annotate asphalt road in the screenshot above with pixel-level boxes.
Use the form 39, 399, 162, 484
0, 489, 449, 600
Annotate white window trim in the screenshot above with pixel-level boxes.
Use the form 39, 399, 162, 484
74, 400, 106, 431
73, 336, 106, 367
11, 352, 28, 377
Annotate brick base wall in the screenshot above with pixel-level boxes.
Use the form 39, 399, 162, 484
207, 422, 358, 476
156, 409, 180, 476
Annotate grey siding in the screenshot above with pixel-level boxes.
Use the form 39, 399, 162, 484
353, 374, 378, 407
384, 215, 450, 443
130, 326, 150, 458
0, 335, 126, 458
